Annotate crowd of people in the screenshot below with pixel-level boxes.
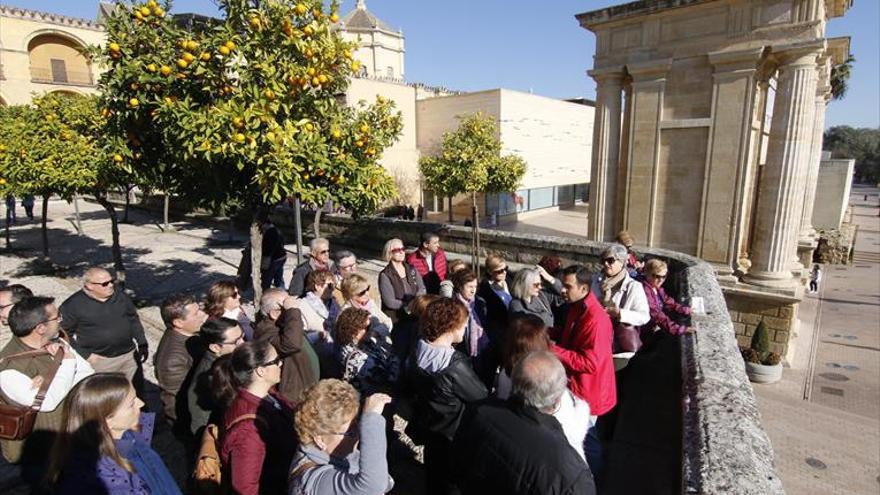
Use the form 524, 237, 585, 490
0, 228, 694, 495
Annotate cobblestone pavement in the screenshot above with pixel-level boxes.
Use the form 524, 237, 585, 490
0, 198, 424, 494
754, 185, 880, 495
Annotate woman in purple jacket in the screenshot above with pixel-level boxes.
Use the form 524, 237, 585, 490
641, 259, 694, 336
48, 373, 182, 495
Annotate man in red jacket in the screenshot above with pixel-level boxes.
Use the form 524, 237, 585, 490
551, 264, 615, 485
406, 231, 448, 295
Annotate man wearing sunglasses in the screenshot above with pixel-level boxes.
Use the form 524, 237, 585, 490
288, 237, 334, 298
59, 267, 148, 382
0, 284, 33, 327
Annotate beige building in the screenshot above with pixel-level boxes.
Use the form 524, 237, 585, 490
0, 5, 105, 105
339, 0, 405, 81
416, 89, 594, 221
577, 0, 851, 359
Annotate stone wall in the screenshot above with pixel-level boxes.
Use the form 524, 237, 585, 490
274, 211, 782, 494
727, 294, 797, 359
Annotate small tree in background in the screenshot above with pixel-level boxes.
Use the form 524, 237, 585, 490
419, 112, 526, 275
0, 94, 103, 261
94, 0, 402, 302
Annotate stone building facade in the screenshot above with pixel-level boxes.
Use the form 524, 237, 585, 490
0, 5, 106, 105
576, 0, 851, 359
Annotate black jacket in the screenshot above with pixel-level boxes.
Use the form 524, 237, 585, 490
408, 350, 488, 442
59, 290, 147, 359
476, 280, 509, 343
453, 397, 596, 495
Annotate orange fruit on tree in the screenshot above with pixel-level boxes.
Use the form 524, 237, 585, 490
185, 40, 198, 51
295, 3, 307, 15
139, 6, 151, 16
128, 97, 140, 108
225, 40, 236, 50
113, 154, 124, 163
263, 89, 275, 100
359, 124, 369, 134
307, 67, 316, 76
351, 60, 361, 72
182, 52, 195, 63
109, 42, 121, 52
234, 133, 246, 143
218, 46, 230, 56
311, 76, 320, 86
305, 123, 314, 132
331, 129, 341, 139
303, 25, 313, 36
146, 63, 157, 72
200, 52, 210, 61
330, 13, 339, 23
177, 59, 188, 69
160, 65, 172, 76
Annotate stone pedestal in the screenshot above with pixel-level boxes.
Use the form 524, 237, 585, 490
744, 44, 822, 289
587, 68, 625, 242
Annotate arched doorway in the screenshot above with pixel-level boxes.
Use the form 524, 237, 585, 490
27, 33, 93, 86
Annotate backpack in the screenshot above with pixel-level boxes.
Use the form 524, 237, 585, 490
191, 414, 260, 495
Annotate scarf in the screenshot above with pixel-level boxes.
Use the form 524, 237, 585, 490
115, 432, 182, 495
456, 293, 484, 357
303, 292, 340, 334
600, 268, 627, 309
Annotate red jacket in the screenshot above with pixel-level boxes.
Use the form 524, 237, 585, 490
221, 388, 297, 495
551, 292, 617, 416
406, 248, 448, 281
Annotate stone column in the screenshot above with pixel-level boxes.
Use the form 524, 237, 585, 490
587, 68, 625, 242
745, 44, 822, 289
799, 57, 832, 242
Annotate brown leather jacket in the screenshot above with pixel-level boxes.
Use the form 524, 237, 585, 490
153, 328, 201, 427
253, 308, 320, 404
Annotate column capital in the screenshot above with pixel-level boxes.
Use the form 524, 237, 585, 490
708, 47, 764, 73
587, 66, 626, 84
771, 40, 826, 68
627, 58, 672, 82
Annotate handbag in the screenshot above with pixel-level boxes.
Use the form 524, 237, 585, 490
0, 346, 65, 440
192, 414, 260, 495
613, 322, 642, 354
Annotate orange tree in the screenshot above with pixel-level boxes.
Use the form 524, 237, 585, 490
94, 0, 402, 298
419, 112, 526, 275
0, 94, 104, 259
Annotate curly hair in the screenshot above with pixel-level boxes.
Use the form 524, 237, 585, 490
295, 379, 360, 446
420, 298, 468, 342
305, 269, 334, 292
335, 307, 371, 346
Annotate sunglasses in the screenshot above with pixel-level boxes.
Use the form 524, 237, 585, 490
89, 279, 116, 287
602, 257, 617, 265
652, 273, 668, 280
391, 247, 406, 254
356, 286, 370, 297
260, 356, 283, 368
492, 266, 508, 275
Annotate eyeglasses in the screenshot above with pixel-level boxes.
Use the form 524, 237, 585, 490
356, 286, 370, 297
88, 279, 116, 287
40, 315, 62, 325
491, 266, 508, 275
260, 356, 283, 368
602, 257, 617, 265
652, 273, 668, 280
221, 334, 245, 346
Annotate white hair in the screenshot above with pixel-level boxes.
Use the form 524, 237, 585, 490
510, 268, 541, 303
511, 351, 567, 412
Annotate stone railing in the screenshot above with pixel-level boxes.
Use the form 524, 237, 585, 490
271, 211, 784, 494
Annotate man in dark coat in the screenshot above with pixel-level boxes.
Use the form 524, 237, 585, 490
253, 289, 320, 404
154, 294, 206, 430
452, 351, 595, 495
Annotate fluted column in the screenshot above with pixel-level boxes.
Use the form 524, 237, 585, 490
745, 44, 822, 288
799, 57, 832, 241
587, 68, 625, 241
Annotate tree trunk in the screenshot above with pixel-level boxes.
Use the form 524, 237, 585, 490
41, 194, 50, 260
250, 217, 263, 305
163, 193, 170, 231
471, 192, 480, 278
3, 218, 9, 250
227, 216, 235, 243
294, 197, 303, 266
73, 194, 83, 235
95, 194, 127, 288
313, 208, 322, 239
448, 196, 454, 222
122, 185, 132, 223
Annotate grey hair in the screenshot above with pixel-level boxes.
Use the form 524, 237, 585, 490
601, 244, 629, 264
259, 288, 287, 316
81, 267, 111, 287
511, 351, 568, 413
334, 249, 356, 263
309, 237, 329, 253
510, 268, 541, 303
381, 238, 404, 262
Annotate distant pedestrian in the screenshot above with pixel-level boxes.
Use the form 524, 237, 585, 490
417, 204, 425, 222
21, 195, 35, 222
4, 194, 15, 225
809, 264, 822, 293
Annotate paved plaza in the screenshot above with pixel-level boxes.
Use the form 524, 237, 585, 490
1, 190, 879, 494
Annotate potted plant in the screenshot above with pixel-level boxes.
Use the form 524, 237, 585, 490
741, 320, 783, 384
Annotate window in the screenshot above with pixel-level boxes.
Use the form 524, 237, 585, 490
50, 59, 68, 83
529, 187, 555, 210
386, 66, 394, 78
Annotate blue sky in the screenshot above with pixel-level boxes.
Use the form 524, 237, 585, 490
14, 0, 880, 128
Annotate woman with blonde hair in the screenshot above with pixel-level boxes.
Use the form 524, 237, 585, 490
205, 279, 254, 340
340, 273, 392, 338
49, 373, 181, 494
288, 380, 394, 495
378, 238, 425, 324
641, 258, 693, 336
